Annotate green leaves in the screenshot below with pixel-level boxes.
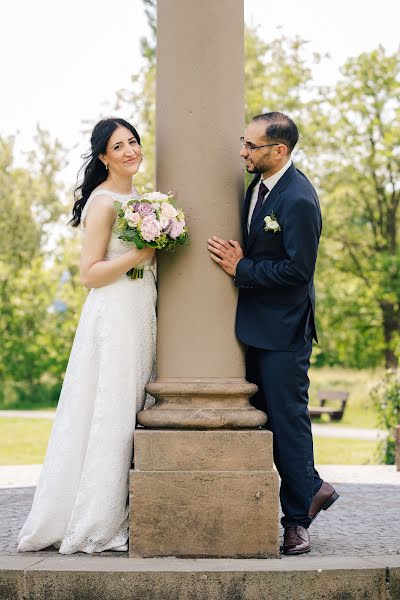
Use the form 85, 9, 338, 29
133, 232, 146, 249
0, 132, 87, 408
318, 46, 400, 367
370, 370, 400, 464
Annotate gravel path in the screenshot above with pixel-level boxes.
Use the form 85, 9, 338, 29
1, 465, 399, 557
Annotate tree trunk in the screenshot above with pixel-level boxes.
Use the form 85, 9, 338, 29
380, 300, 400, 368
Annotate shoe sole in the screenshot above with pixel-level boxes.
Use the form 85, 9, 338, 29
310, 490, 340, 524
283, 547, 311, 556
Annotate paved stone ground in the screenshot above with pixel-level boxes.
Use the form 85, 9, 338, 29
1, 466, 399, 558
312, 424, 387, 441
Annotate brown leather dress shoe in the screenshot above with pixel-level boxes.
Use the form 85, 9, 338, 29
282, 525, 310, 555
309, 481, 339, 524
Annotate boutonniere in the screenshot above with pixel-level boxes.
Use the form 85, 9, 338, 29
264, 212, 281, 233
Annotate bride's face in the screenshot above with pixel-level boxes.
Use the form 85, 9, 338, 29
100, 126, 142, 176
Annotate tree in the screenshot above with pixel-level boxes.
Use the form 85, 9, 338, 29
319, 46, 400, 367
0, 133, 85, 408
114, 0, 156, 190
119, 1, 399, 369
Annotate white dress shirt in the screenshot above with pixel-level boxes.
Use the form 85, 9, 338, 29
247, 159, 292, 232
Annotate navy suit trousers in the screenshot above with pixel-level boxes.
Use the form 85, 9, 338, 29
246, 338, 323, 528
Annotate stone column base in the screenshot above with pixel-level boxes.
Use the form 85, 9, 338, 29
129, 429, 280, 558
138, 378, 267, 429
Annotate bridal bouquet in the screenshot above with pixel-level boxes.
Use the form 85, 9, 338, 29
113, 191, 189, 279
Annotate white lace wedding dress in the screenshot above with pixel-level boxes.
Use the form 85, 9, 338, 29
17, 188, 157, 554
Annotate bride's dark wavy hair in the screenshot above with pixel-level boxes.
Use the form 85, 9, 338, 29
70, 118, 141, 227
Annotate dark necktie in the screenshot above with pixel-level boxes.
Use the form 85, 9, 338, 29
251, 181, 269, 225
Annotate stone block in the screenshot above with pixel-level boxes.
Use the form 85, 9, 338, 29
130, 471, 279, 558
0, 555, 41, 600
373, 555, 400, 600
0, 570, 24, 600
134, 429, 273, 471
130, 429, 279, 558
389, 566, 400, 600
22, 556, 387, 600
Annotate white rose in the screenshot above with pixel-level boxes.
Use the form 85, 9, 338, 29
264, 215, 280, 231
264, 215, 281, 233
159, 213, 170, 229
125, 209, 141, 227
161, 202, 178, 219
142, 191, 169, 202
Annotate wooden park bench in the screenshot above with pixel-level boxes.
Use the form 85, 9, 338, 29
309, 390, 349, 421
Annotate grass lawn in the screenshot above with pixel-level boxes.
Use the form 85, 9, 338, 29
0, 418, 53, 465
309, 366, 384, 429
1, 368, 384, 427
0, 417, 381, 467
314, 436, 379, 465
0, 367, 388, 467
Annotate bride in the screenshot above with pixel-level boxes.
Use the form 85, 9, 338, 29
17, 118, 156, 554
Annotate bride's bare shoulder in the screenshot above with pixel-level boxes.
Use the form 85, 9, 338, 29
84, 192, 116, 227
90, 187, 117, 204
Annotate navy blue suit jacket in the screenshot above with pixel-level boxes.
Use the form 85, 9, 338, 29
234, 163, 322, 350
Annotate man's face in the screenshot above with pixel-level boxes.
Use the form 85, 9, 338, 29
240, 120, 279, 176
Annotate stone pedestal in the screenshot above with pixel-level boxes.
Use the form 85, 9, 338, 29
130, 430, 279, 558
129, 0, 279, 559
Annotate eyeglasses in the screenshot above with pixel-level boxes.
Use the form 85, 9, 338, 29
240, 137, 279, 152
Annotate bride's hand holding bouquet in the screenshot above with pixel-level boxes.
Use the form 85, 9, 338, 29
114, 191, 189, 279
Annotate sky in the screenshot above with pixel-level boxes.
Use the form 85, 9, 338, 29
1, 0, 399, 187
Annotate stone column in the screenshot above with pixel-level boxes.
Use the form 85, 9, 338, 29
130, 0, 279, 558
136, 0, 262, 431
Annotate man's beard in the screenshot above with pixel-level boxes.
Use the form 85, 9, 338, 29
246, 162, 262, 174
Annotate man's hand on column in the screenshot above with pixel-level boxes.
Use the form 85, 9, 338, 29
208, 235, 244, 276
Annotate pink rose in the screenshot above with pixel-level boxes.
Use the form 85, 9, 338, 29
161, 202, 178, 219
169, 220, 185, 239
140, 215, 161, 242
138, 202, 155, 217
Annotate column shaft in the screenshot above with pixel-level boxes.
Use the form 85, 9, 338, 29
155, 0, 245, 378
138, 0, 265, 429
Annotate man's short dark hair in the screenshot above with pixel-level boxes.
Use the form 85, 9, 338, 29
252, 112, 299, 153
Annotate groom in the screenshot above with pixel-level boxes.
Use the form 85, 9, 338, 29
208, 112, 339, 555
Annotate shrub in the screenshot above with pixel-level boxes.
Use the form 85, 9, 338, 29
370, 370, 400, 464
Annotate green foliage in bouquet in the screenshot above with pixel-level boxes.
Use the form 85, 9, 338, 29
113, 194, 189, 279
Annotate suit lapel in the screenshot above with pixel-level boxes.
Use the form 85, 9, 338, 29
246, 163, 298, 252
241, 175, 260, 245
